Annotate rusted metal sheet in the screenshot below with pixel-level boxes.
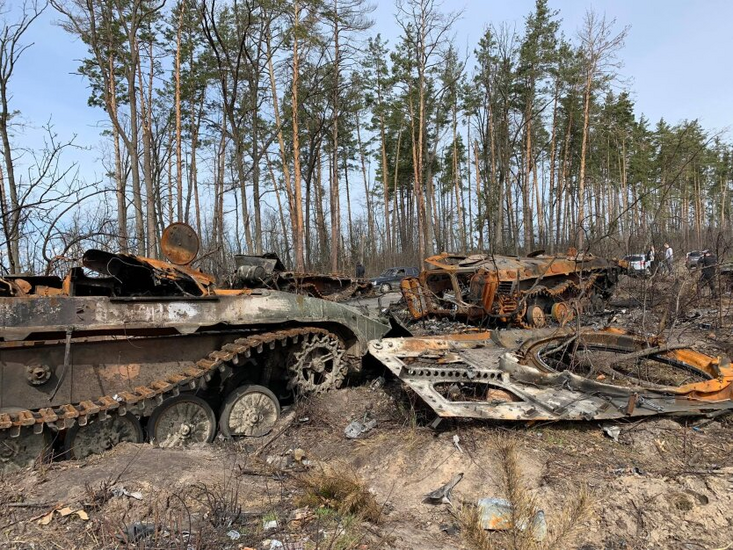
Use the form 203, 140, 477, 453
160, 222, 200, 265
81, 250, 216, 296
401, 251, 624, 328
368, 328, 733, 421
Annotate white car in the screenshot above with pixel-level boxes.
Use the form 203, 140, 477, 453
623, 254, 650, 277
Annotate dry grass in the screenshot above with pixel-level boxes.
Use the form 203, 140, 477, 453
189, 478, 245, 529
296, 463, 382, 523
455, 504, 497, 550
457, 439, 594, 550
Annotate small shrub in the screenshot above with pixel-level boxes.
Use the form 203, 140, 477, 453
296, 465, 381, 523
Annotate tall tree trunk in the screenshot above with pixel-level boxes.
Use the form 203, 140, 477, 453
167, 129, 173, 222
379, 114, 391, 254
523, 99, 533, 250
110, 57, 127, 252
452, 103, 465, 251
466, 119, 473, 250
135, 40, 156, 257
251, 78, 262, 254
314, 152, 328, 266
547, 87, 558, 252
474, 140, 483, 250
125, 50, 145, 254
355, 112, 374, 259
290, 6, 305, 270
578, 67, 594, 249
392, 127, 403, 259
266, 32, 295, 244
329, 0, 341, 272
408, 96, 426, 264
556, 107, 573, 246
344, 156, 354, 262
175, 0, 184, 221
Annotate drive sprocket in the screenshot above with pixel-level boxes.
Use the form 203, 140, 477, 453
287, 332, 346, 395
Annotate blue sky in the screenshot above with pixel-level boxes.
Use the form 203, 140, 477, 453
8, 0, 733, 182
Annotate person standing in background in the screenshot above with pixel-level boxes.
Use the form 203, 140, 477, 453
698, 250, 718, 298
646, 244, 656, 274
355, 262, 365, 279
663, 243, 673, 274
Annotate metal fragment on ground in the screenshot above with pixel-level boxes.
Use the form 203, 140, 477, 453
424, 472, 464, 504
368, 328, 733, 421
344, 417, 377, 439
477, 497, 547, 540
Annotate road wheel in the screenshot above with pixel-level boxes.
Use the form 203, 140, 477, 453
219, 385, 280, 438
525, 304, 547, 328
379, 283, 392, 294
551, 302, 574, 325
64, 413, 143, 459
148, 394, 216, 448
0, 427, 52, 475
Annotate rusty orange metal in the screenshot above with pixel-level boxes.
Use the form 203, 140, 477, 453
160, 222, 200, 265
401, 251, 624, 328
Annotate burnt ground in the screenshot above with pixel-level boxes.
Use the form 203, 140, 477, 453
1, 273, 733, 550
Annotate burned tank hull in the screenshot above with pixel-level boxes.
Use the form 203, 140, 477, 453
0, 246, 389, 472
401, 251, 624, 328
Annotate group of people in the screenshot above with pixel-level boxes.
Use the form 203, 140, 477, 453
646, 242, 719, 298
645, 243, 675, 275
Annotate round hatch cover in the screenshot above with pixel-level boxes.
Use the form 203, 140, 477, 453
161, 222, 199, 265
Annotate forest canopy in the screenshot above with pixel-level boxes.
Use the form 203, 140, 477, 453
0, 0, 730, 278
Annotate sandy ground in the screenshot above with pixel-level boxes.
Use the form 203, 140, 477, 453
1, 385, 731, 549
2, 274, 733, 549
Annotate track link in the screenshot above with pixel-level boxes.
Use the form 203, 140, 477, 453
513, 273, 603, 327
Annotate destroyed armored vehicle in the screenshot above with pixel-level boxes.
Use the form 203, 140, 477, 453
233, 253, 372, 301
0, 224, 390, 473
369, 328, 733, 422
400, 250, 624, 328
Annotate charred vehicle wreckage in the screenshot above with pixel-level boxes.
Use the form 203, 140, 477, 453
0, 224, 390, 473
368, 328, 733, 422
400, 250, 625, 328
2, 225, 731, 474
232, 253, 372, 301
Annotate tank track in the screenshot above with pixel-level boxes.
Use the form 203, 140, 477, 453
0, 326, 337, 439
513, 272, 603, 327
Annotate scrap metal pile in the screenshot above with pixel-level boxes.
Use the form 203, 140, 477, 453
368, 248, 733, 423
368, 328, 733, 421
233, 253, 373, 302
2, 226, 731, 475
400, 250, 624, 328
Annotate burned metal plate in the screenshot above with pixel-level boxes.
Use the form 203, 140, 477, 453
368, 329, 733, 421
161, 222, 199, 265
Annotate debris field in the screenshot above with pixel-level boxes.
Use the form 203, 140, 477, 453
1, 230, 732, 549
